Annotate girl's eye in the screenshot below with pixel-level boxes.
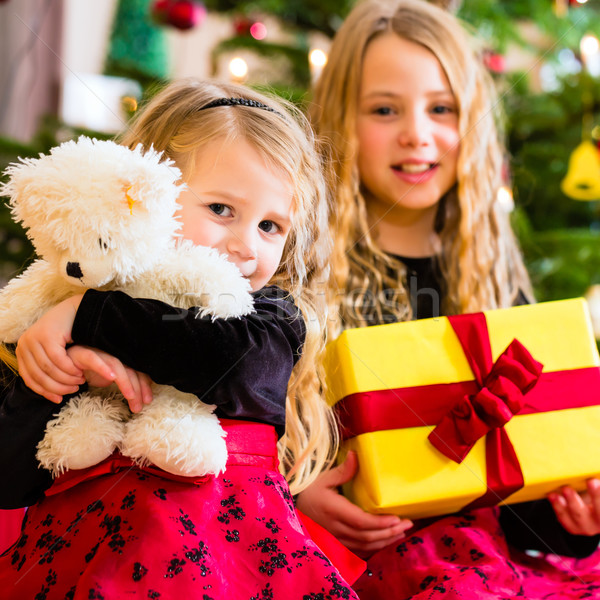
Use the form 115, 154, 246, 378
98, 238, 109, 251
431, 105, 455, 115
258, 220, 279, 234
209, 203, 232, 217
373, 106, 394, 116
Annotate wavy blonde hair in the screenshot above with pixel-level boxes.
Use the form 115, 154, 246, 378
117, 79, 335, 493
311, 0, 532, 333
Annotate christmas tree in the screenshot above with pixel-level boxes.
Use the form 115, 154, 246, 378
104, 0, 170, 88
1, 0, 599, 302
459, 0, 600, 301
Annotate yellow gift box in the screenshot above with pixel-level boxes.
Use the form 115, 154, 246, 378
325, 298, 600, 520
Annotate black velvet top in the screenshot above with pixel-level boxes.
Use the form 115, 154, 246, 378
0, 286, 304, 509
390, 254, 600, 558
71, 286, 305, 436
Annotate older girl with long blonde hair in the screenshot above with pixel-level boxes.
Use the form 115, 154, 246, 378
298, 0, 600, 598
0, 79, 361, 599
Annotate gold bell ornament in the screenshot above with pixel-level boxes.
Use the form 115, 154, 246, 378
560, 139, 600, 201
561, 32, 600, 201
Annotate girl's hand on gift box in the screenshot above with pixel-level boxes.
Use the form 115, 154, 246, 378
548, 479, 600, 536
66, 345, 153, 413
295, 450, 414, 557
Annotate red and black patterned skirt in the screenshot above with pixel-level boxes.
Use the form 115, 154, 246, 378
0, 420, 363, 600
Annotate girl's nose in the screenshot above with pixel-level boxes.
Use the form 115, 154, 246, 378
226, 230, 257, 260
397, 111, 430, 147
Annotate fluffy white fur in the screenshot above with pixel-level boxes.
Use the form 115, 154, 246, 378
0, 136, 254, 478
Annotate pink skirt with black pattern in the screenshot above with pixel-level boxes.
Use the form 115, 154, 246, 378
354, 507, 600, 600
0, 420, 362, 600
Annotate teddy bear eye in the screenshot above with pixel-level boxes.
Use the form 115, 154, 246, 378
98, 238, 109, 251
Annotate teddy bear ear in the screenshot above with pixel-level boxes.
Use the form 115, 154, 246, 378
122, 181, 137, 215
0, 158, 43, 222
120, 180, 153, 216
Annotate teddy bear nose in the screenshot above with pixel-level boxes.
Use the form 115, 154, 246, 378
66, 262, 83, 279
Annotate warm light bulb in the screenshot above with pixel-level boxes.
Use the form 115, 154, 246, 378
309, 49, 328, 68
497, 186, 514, 212
229, 57, 248, 80
580, 34, 600, 61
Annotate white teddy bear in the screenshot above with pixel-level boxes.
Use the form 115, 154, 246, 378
0, 136, 254, 478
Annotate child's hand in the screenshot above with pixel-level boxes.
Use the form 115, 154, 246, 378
548, 479, 600, 536
67, 345, 153, 413
16, 295, 84, 403
295, 451, 413, 557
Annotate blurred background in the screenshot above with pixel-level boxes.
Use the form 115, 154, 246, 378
0, 0, 600, 330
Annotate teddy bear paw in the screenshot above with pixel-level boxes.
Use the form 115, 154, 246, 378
36, 392, 129, 477
120, 386, 228, 477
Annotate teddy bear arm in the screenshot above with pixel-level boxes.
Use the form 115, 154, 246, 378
0, 260, 83, 343
126, 244, 254, 319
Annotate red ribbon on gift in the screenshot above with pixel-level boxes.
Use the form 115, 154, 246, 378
427, 313, 543, 507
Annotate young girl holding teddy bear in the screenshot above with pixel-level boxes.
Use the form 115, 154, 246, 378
0, 79, 363, 599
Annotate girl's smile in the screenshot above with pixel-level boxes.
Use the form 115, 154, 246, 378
356, 33, 460, 224
392, 161, 440, 184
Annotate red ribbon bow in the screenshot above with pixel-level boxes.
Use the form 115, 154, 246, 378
428, 336, 543, 463
427, 312, 544, 508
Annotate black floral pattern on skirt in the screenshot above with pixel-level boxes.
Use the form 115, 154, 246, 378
0, 459, 358, 600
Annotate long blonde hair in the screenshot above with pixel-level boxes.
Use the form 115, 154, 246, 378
311, 0, 532, 333
118, 79, 335, 493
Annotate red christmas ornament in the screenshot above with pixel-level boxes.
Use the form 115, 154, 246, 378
168, 0, 206, 30
151, 0, 172, 25
482, 50, 506, 74
233, 16, 253, 37
151, 0, 206, 30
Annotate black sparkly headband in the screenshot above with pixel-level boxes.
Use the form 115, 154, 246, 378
199, 97, 284, 117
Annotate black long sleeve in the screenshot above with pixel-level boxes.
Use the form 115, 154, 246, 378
500, 500, 600, 558
71, 286, 305, 436
0, 375, 61, 508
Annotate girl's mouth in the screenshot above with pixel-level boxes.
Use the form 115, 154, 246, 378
392, 163, 439, 183
393, 163, 436, 174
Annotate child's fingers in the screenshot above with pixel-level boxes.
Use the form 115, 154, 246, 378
107, 362, 136, 410
562, 486, 594, 532
124, 367, 143, 413
19, 370, 64, 403
326, 451, 360, 488
548, 492, 576, 532
17, 357, 79, 403
17, 342, 83, 386
337, 532, 408, 557
586, 479, 600, 516
334, 494, 406, 533
549, 486, 598, 535
44, 344, 84, 378
66, 346, 153, 413
68, 346, 116, 382
17, 345, 82, 394
116, 368, 153, 413
18, 332, 82, 379
139, 372, 154, 406
334, 518, 413, 554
